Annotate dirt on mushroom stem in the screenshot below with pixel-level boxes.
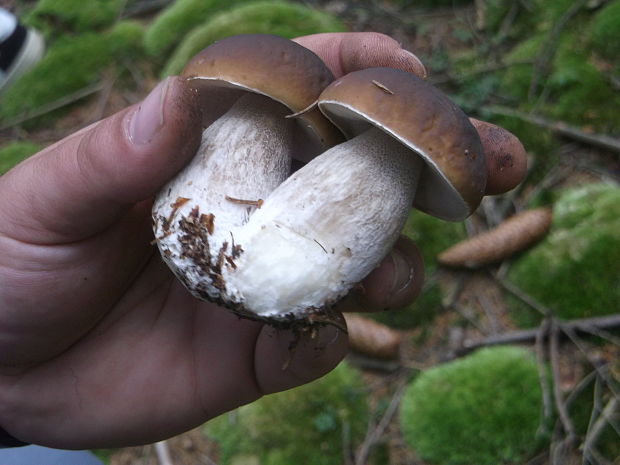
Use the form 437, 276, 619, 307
152, 92, 295, 307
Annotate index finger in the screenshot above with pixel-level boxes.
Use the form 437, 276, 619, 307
293, 32, 427, 79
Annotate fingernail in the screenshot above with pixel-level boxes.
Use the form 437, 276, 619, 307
398, 49, 427, 79
388, 248, 415, 299
127, 77, 171, 145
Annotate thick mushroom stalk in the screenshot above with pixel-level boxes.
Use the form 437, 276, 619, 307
228, 128, 423, 316
153, 93, 294, 300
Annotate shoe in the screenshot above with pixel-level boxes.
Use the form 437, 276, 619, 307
0, 23, 45, 95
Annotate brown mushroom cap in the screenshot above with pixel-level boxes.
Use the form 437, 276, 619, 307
182, 34, 343, 151
317, 67, 487, 221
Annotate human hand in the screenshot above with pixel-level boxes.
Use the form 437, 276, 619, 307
0, 32, 526, 449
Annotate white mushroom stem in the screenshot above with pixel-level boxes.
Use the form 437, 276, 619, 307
153, 92, 294, 297
227, 127, 423, 316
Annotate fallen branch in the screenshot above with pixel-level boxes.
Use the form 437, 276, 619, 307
485, 105, 620, 154
535, 318, 553, 435
562, 326, 620, 402
550, 320, 577, 442
459, 314, 620, 353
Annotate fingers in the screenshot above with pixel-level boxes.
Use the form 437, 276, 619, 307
293, 32, 427, 79
0, 77, 202, 243
470, 118, 528, 195
253, 322, 347, 395
339, 236, 424, 313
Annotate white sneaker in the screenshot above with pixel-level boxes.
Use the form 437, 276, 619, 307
0, 24, 45, 95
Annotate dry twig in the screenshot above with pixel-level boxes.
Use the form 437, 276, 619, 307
486, 105, 620, 153
550, 320, 577, 442
154, 440, 174, 465
355, 376, 408, 465
459, 314, 620, 352
536, 317, 554, 435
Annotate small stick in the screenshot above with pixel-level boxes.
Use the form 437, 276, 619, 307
485, 105, 620, 153
561, 326, 620, 402
154, 440, 174, 465
459, 314, 620, 353
355, 376, 408, 465
313, 239, 328, 254
535, 317, 553, 436
550, 320, 577, 442
224, 195, 263, 208
371, 80, 394, 95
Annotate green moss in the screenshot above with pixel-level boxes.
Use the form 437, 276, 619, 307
205, 363, 368, 465
483, 0, 538, 38
496, 25, 619, 133
162, 1, 345, 77
91, 449, 113, 464
24, 0, 125, 37
589, 0, 620, 61
0, 141, 42, 174
485, 0, 588, 39
500, 34, 545, 99
507, 183, 620, 327
400, 346, 547, 465
144, 0, 249, 58
0, 21, 144, 126
546, 37, 620, 133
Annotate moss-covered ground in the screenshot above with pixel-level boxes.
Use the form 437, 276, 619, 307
162, 1, 344, 76
0, 21, 144, 126
204, 362, 369, 465
507, 183, 620, 327
401, 346, 547, 465
0, 141, 42, 174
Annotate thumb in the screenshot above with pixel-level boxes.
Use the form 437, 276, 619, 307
0, 77, 202, 243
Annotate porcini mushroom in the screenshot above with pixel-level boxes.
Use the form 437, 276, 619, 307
152, 35, 341, 323
154, 42, 487, 326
